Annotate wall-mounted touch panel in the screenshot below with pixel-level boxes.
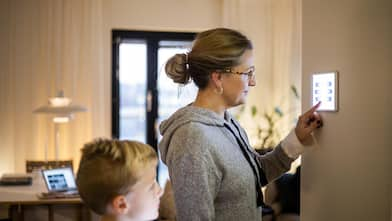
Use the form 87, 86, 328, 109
312, 72, 338, 111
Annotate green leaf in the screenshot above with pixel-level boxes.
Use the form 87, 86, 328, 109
251, 106, 257, 117
291, 85, 299, 99
264, 112, 272, 122
274, 107, 283, 117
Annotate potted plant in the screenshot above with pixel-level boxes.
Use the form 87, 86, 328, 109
237, 85, 300, 152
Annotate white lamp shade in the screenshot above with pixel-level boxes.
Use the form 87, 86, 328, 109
33, 91, 87, 115
33, 105, 87, 114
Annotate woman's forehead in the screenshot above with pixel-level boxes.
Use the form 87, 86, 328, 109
234, 50, 254, 69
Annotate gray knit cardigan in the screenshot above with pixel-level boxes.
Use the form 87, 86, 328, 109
159, 105, 294, 221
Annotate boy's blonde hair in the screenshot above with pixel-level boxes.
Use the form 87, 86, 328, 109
76, 139, 157, 215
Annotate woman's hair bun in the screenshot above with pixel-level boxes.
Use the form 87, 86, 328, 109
164, 53, 191, 84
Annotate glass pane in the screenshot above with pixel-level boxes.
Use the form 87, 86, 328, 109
157, 41, 197, 128
119, 41, 147, 142
157, 40, 197, 186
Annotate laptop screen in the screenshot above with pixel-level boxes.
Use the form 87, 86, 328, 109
42, 167, 77, 192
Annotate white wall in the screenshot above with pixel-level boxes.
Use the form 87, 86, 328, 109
104, 0, 221, 31
301, 0, 392, 220
0, 0, 15, 174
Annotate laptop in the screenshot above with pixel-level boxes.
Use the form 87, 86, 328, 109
38, 167, 79, 199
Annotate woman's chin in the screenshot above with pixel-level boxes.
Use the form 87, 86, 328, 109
239, 97, 247, 105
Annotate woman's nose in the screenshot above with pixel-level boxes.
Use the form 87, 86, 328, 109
248, 78, 256, 86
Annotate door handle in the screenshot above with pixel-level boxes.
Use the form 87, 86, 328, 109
147, 90, 152, 112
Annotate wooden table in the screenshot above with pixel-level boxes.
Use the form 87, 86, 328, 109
0, 174, 98, 221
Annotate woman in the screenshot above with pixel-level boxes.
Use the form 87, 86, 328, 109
159, 28, 322, 221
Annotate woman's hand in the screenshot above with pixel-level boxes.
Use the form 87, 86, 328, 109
295, 102, 323, 144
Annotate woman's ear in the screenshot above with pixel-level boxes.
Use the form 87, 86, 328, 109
110, 195, 130, 215
211, 71, 223, 88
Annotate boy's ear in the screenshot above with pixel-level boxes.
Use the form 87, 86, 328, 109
110, 195, 130, 215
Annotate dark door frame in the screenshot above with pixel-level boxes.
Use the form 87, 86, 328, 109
111, 30, 196, 150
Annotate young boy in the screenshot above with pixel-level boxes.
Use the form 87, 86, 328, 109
76, 139, 163, 221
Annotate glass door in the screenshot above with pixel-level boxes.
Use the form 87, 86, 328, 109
118, 41, 147, 142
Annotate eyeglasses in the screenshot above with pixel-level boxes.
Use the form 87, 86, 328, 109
218, 66, 256, 81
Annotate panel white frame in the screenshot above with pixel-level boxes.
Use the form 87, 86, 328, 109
311, 71, 339, 112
